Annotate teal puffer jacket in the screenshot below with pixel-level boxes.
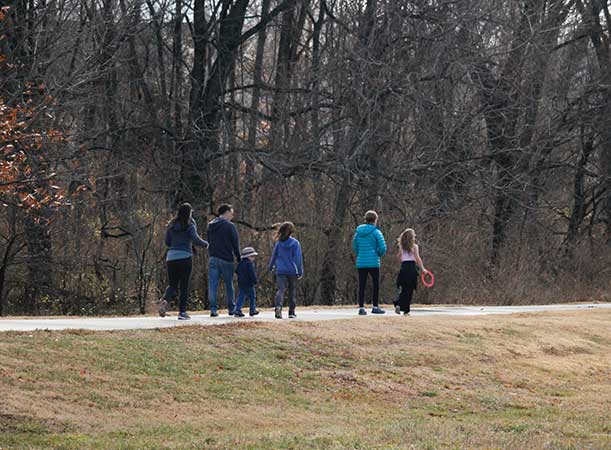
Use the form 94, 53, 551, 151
352, 224, 387, 268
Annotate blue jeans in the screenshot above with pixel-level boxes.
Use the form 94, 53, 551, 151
275, 275, 297, 312
208, 257, 235, 313
235, 287, 257, 315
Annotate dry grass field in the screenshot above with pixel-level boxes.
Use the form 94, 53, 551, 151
1, 309, 611, 449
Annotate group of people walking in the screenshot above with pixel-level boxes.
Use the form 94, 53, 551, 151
159, 203, 303, 320
159, 204, 427, 320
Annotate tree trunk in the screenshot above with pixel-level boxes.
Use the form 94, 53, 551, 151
182, 0, 250, 208
576, 0, 611, 240
24, 212, 53, 313
318, 171, 352, 305
310, 1, 325, 162
565, 134, 594, 259
0, 207, 20, 316
146, 0, 167, 100
472, 1, 538, 265
242, 0, 272, 219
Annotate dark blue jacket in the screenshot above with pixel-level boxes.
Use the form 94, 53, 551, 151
268, 237, 304, 276
206, 217, 241, 262
236, 258, 258, 289
165, 220, 208, 255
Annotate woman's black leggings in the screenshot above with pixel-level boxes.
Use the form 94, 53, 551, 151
395, 261, 418, 313
357, 268, 380, 308
164, 257, 193, 313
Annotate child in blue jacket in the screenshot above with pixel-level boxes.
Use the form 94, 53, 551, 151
268, 222, 303, 319
352, 210, 387, 315
234, 247, 260, 317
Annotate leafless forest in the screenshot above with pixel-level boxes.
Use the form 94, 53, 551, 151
1, 0, 609, 315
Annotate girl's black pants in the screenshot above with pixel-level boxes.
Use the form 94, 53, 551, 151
395, 261, 418, 313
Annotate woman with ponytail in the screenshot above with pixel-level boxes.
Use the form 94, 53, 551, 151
158, 203, 208, 320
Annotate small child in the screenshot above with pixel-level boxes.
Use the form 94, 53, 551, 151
234, 247, 260, 317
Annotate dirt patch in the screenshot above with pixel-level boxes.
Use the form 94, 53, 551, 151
0, 411, 73, 434
541, 344, 593, 356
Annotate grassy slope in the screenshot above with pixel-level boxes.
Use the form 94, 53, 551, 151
1, 311, 611, 449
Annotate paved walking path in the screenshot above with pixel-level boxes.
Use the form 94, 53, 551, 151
0, 303, 609, 332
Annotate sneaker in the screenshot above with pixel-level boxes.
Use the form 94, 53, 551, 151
289, 311, 296, 319
210, 310, 218, 317
404, 311, 410, 316
358, 308, 367, 316
395, 305, 401, 315
372, 307, 386, 314
228, 310, 235, 316
158, 299, 168, 317
249, 310, 260, 317
234, 311, 245, 317
275, 307, 282, 319
178, 312, 191, 320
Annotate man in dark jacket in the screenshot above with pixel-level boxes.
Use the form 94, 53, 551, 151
207, 204, 241, 316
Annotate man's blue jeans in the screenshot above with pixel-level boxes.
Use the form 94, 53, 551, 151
208, 257, 235, 313
235, 287, 257, 315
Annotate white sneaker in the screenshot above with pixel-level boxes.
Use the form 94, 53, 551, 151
158, 299, 168, 317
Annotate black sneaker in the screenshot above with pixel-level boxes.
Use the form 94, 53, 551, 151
371, 307, 386, 314
275, 307, 282, 319
234, 311, 245, 317
395, 305, 401, 315
158, 299, 168, 318
358, 308, 367, 316
210, 310, 218, 317
289, 311, 296, 319
249, 310, 260, 317
404, 311, 410, 316
228, 311, 235, 316
178, 312, 191, 320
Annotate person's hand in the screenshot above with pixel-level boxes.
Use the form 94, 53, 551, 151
298, 275, 303, 280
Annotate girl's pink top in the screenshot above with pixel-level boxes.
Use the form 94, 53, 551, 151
401, 248, 416, 262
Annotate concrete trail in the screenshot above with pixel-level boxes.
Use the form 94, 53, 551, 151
0, 303, 610, 332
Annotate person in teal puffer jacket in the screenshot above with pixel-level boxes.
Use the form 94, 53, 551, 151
352, 210, 387, 315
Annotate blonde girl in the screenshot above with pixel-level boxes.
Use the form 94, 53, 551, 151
394, 228, 427, 315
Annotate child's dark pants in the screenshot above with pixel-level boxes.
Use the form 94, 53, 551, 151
395, 261, 418, 313
357, 267, 380, 308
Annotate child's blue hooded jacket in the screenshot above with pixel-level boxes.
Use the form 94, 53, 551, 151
268, 237, 304, 276
352, 224, 386, 268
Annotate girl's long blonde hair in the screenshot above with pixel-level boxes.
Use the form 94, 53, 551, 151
397, 228, 416, 253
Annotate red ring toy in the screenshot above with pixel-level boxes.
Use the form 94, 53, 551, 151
421, 270, 435, 288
